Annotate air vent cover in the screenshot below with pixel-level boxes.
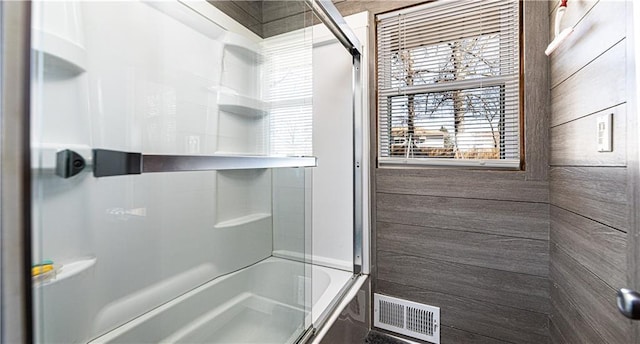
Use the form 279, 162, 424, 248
374, 294, 440, 343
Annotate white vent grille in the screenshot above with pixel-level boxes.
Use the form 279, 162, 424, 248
374, 294, 440, 343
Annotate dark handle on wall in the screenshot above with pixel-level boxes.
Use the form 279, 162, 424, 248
617, 288, 640, 320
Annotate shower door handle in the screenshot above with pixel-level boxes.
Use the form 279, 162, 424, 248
54, 149, 318, 178
617, 288, 640, 320
54, 149, 317, 178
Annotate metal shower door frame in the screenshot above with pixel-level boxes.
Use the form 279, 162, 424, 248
306, 0, 367, 276
0, 1, 33, 343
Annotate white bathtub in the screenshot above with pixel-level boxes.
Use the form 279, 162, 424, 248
90, 257, 353, 344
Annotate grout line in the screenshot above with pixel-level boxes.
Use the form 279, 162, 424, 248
372, 326, 517, 344
549, 1, 560, 16
550, 245, 621, 342
376, 220, 550, 243
550, 241, 620, 291
551, 37, 625, 90
440, 325, 518, 344
377, 249, 549, 280
549, 165, 626, 169
572, 0, 602, 32
549, 318, 571, 344
548, 204, 627, 235
376, 190, 550, 205
377, 277, 550, 316
549, 102, 626, 128
548, 293, 609, 343
549, 163, 627, 168
263, 9, 308, 26
225, 2, 264, 27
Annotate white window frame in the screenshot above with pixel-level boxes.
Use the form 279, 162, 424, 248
376, 0, 522, 169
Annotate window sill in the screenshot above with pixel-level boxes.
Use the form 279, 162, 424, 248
378, 157, 521, 170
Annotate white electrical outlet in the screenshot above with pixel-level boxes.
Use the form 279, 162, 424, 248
596, 113, 613, 152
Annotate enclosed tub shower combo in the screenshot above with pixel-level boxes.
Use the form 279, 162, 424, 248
30, 1, 369, 343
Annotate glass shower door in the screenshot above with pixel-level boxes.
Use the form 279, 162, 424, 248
30, 1, 314, 343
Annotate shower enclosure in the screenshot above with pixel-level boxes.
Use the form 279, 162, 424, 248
29, 1, 367, 343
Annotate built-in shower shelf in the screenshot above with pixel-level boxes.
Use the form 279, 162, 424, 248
219, 103, 267, 118
32, 29, 87, 75
34, 257, 97, 287
213, 151, 266, 156
218, 92, 268, 118
214, 213, 271, 229
223, 32, 263, 62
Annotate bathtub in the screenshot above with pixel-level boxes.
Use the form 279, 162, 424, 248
90, 257, 353, 344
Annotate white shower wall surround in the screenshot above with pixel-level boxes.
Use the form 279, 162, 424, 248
31, 1, 365, 343
33, 2, 274, 342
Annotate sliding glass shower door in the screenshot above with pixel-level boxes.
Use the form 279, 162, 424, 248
31, 1, 315, 343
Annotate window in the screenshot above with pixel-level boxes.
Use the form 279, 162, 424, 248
377, 0, 521, 168
263, 29, 313, 156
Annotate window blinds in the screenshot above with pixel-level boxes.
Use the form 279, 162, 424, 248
263, 29, 313, 156
377, 0, 520, 167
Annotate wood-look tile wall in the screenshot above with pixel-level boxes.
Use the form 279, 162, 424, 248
207, 1, 264, 37
548, 0, 633, 342
376, 173, 550, 344
207, 0, 321, 38
373, 2, 551, 343
209, 1, 424, 38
